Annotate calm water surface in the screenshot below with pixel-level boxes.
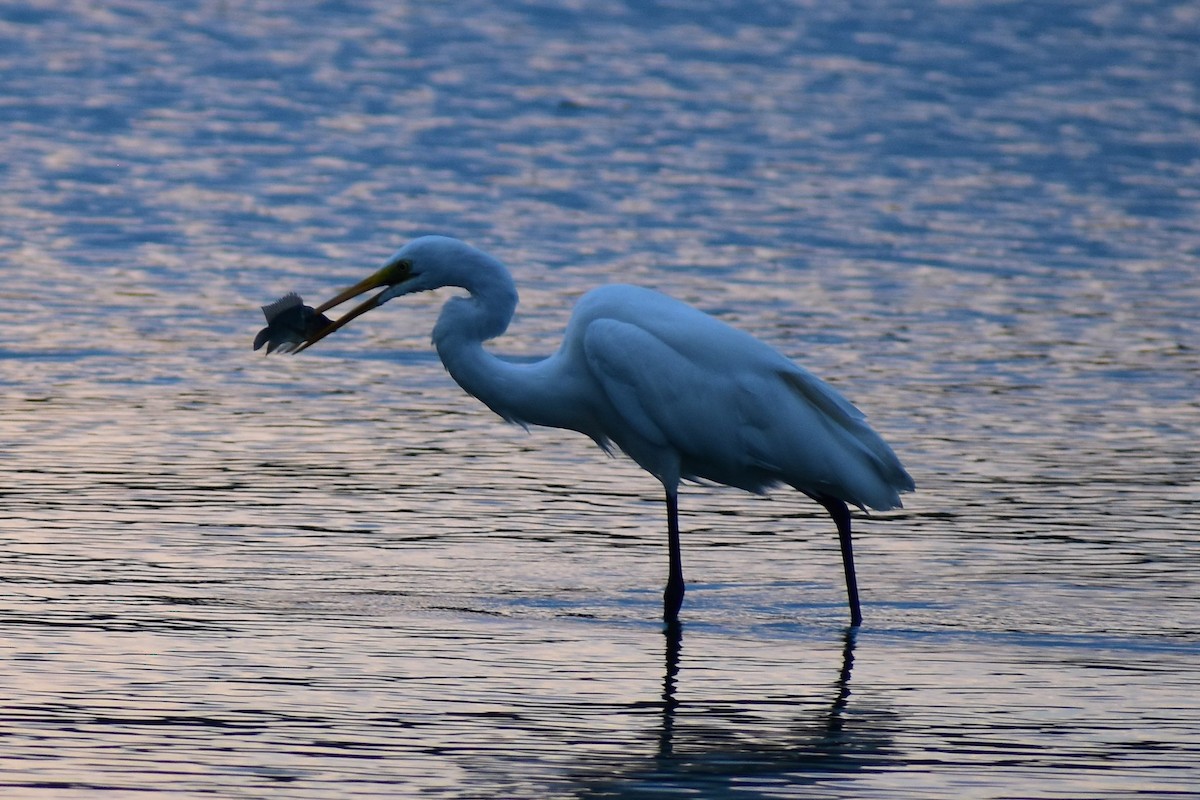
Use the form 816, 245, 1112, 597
2, 1, 1198, 797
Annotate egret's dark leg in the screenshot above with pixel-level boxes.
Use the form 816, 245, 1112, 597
663, 489, 685, 623
818, 496, 863, 627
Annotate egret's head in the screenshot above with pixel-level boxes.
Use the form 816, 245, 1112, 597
295, 236, 477, 352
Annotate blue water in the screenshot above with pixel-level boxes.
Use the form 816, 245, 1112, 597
2, 1, 1199, 797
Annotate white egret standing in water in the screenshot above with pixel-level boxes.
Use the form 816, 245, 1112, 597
292, 236, 914, 625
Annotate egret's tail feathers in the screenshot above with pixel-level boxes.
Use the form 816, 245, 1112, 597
777, 369, 914, 512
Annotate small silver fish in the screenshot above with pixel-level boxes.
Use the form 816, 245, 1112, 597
253, 292, 333, 354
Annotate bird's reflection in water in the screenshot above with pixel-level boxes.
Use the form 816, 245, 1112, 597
573, 625, 894, 798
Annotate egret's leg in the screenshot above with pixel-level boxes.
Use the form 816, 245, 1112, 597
663, 490, 685, 622
819, 497, 862, 627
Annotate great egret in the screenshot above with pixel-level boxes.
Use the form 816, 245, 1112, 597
289, 236, 914, 625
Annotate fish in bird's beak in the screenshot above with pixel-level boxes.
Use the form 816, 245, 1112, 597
290, 260, 412, 353
253, 293, 333, 354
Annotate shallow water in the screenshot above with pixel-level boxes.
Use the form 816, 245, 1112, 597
2, 1, 1199, 797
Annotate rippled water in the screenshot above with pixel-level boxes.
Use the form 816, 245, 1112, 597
3, 1, 1199, 797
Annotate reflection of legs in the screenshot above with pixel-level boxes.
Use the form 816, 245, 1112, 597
831, 627, 857, 722
656, 624, 861, 762
817, 496, 862, 627
658, 618, 683, 758
663, 490, 685, 622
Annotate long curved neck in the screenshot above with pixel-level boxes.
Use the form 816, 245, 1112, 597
430, 253, 517, 391
430, 262, 595, 435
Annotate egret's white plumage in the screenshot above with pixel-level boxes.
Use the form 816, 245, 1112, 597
297, 235, 914, 625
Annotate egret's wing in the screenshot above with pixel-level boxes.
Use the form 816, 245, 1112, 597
582, 317, 794, 493
581, 307, 912, 509
581, 318, 690, 449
